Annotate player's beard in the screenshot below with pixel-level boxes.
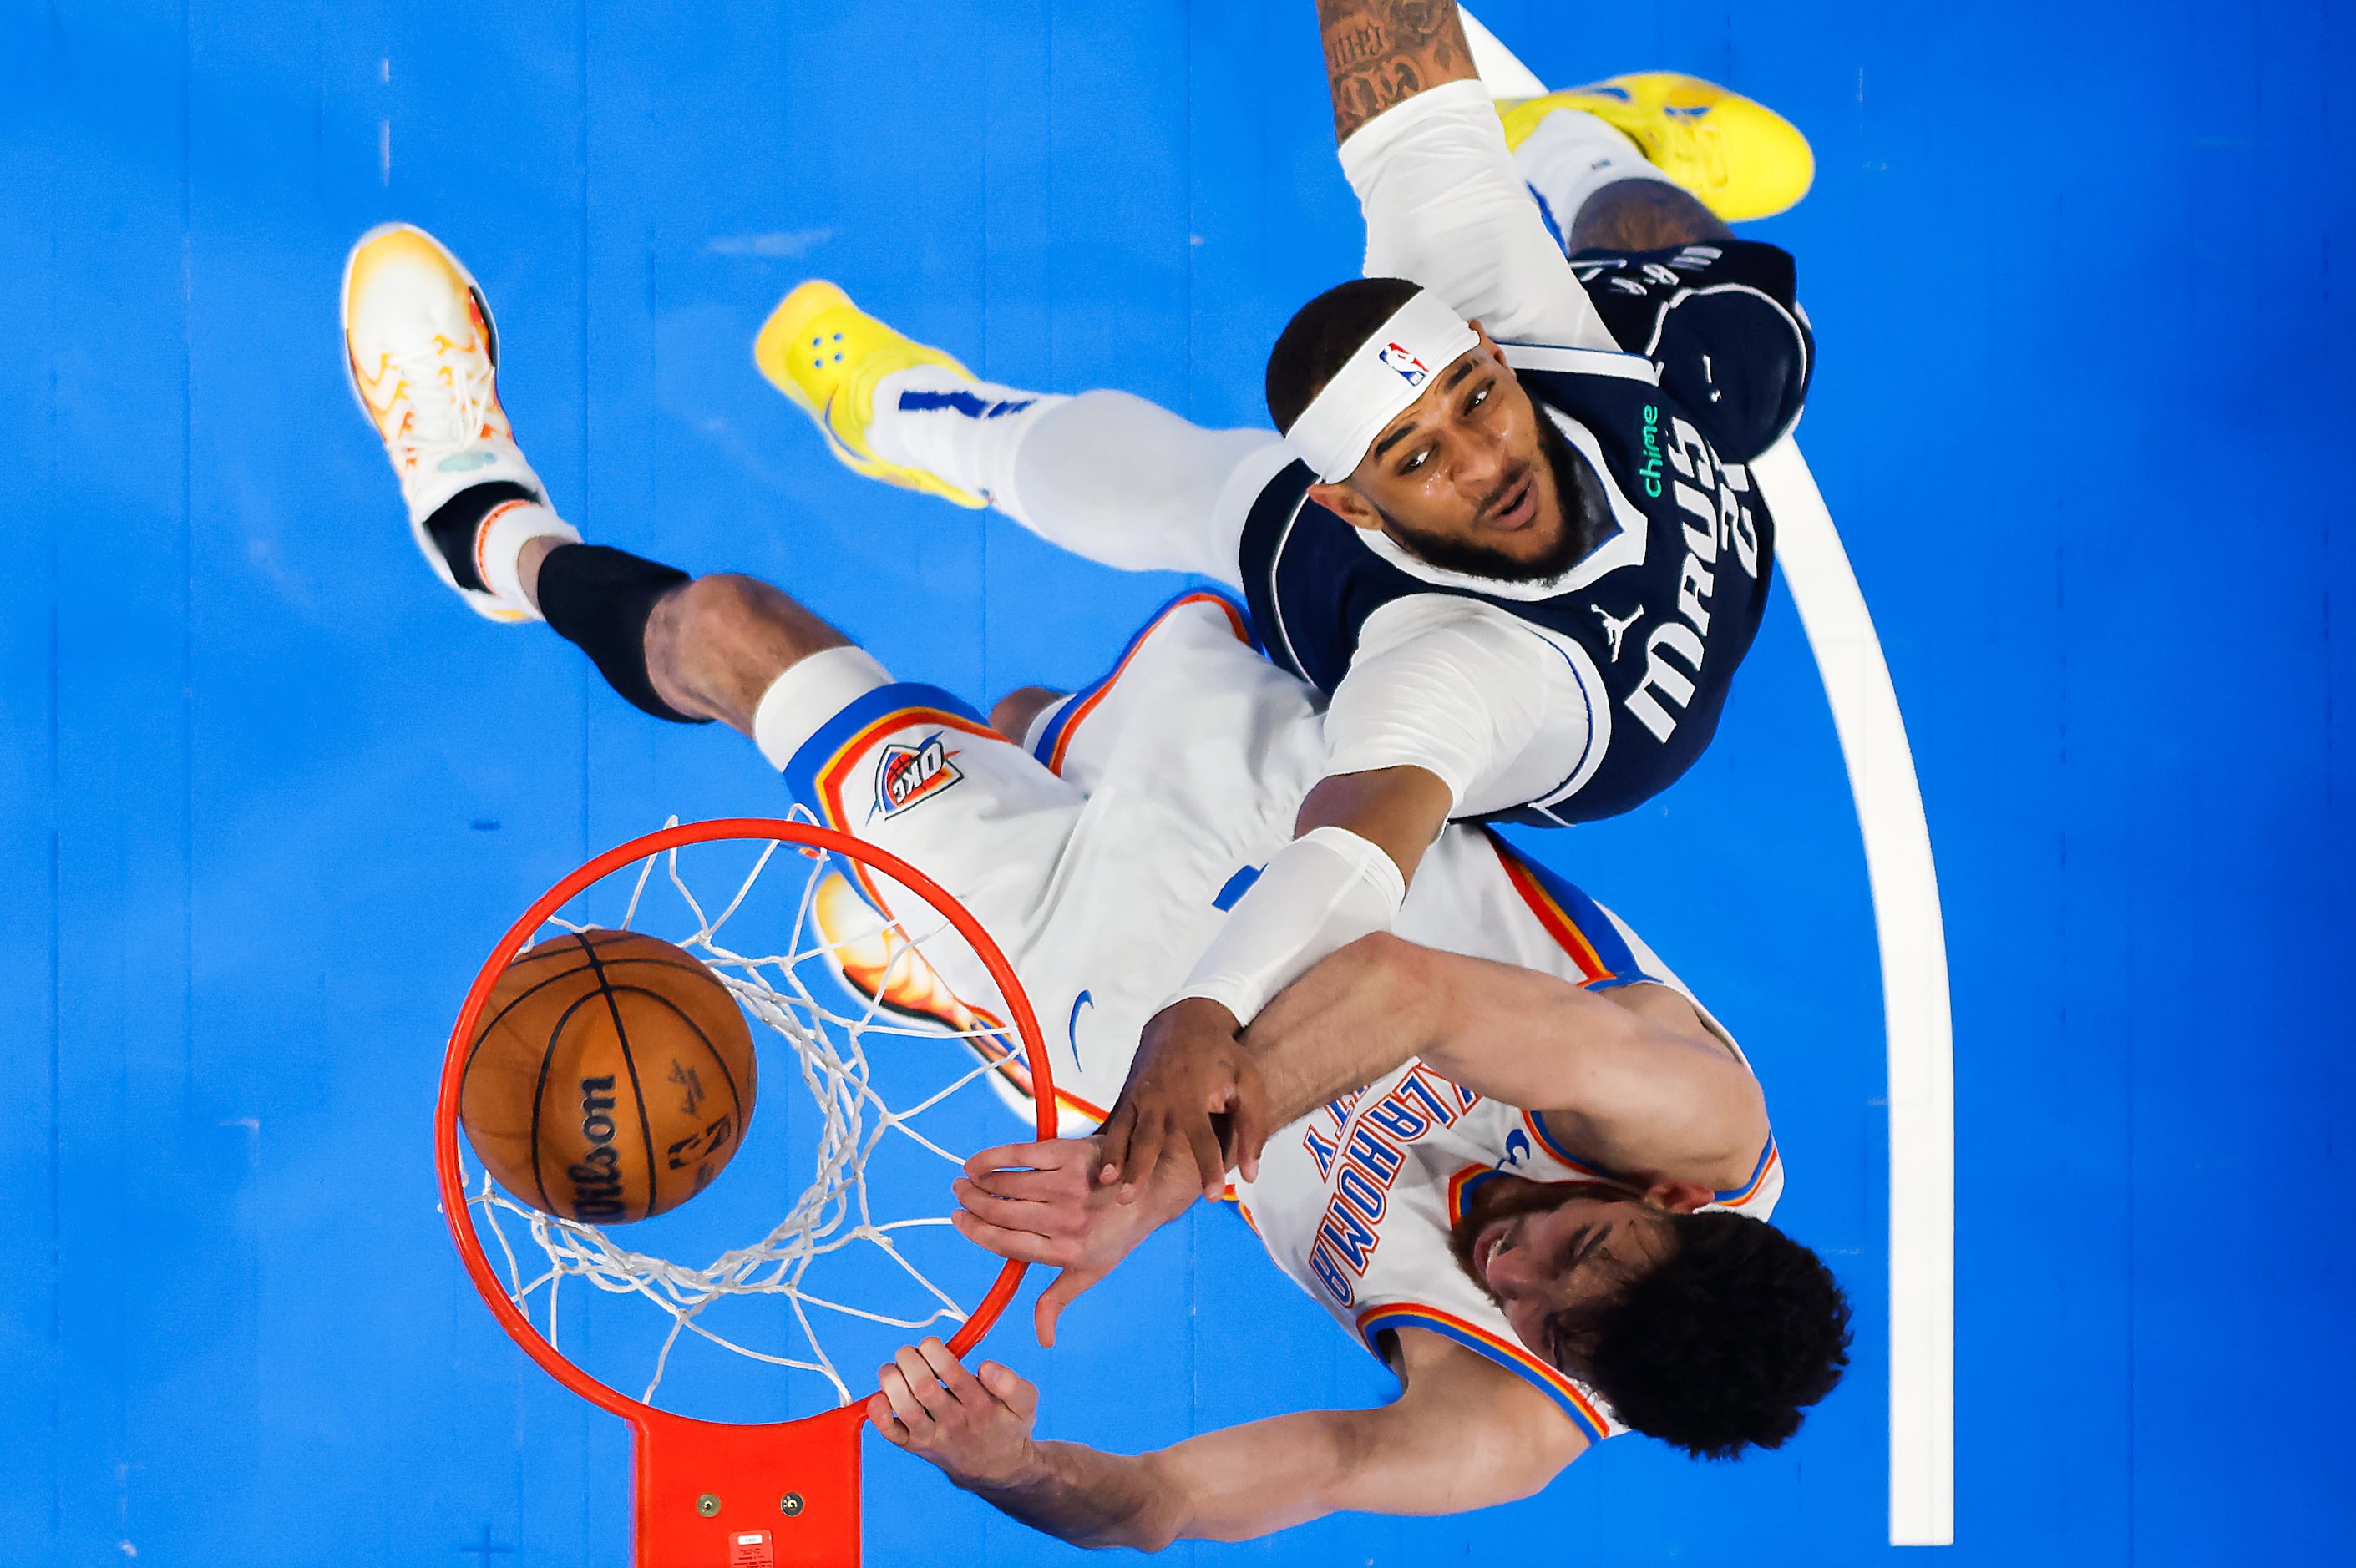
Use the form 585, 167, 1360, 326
1446, 1174, 1629, 1303
1378, 413, 1614, 584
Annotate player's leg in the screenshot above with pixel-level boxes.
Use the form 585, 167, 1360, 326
1497, 74, 1813, 240
1500, 104, 1730, 253
754, 283, 1285, 589
344, 225, 1082, 962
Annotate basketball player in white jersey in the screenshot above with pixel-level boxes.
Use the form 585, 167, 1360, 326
343, 215, 1847, 1545
751, 1, 1819, 1200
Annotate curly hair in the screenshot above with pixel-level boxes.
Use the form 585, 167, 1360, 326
1263, 276, 1425, 433
1549, 1211, 1852, 1461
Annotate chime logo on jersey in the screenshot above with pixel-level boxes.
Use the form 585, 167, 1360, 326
874, 735, 961, 819
1377, 341, 1431, 387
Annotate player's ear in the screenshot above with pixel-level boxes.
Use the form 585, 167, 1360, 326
1308, 478, 1385, 533
1467, 319, 1517, 384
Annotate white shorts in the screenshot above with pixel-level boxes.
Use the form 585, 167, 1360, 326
777, 594, 1322, 1125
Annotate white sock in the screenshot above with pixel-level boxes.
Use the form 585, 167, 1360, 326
751, 645, 894, 771
864, 367, 1069, 520
1512, 107, 1676, 250
474, 499, 580, 619
872, 377, 1279, 585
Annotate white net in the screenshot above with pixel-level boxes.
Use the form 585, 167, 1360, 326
462, 821, 1042, 1411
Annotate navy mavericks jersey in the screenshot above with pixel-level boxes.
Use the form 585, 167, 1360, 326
1239, 240, 1812, 827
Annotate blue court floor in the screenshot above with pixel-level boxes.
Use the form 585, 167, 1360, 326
2, 2, 2350, 1565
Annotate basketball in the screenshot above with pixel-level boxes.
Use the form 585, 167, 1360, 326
459, 929, 758, 1224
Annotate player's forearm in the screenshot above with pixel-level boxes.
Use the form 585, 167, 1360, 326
960, 1440, 1186, 1552
1413, 954, 1770, 1182
1239, 932, 1447, 1124
1251, 937, 1764, 1182
1316, 0, 1480, 144
970, 1403, 1421, 1550
1293, 766, 1453, 883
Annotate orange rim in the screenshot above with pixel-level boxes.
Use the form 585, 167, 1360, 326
433, 817, 1057, 1429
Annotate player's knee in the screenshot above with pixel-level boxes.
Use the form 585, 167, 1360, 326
1571, 178, 1732, 251
674, 570, 761, 620
659, 572, 787, 647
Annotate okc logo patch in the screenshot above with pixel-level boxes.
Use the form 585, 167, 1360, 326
874, 735, 961, 819
1376, 341, 1430, 387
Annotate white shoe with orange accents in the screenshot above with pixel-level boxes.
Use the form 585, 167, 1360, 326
341, 223, 572, 621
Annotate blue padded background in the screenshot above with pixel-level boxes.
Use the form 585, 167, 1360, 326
0, 2, 2348, 1563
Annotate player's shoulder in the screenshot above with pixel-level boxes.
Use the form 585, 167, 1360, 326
1352, 592, 1564, 661
1570, 237, 1801, 316
1565, 239, 1813, 463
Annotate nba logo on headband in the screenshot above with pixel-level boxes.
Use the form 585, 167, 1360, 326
1377, 342, 1430, 387
1284, 289, 1480, 482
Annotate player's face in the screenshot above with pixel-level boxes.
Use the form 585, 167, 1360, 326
1320, 331, 1576, 580
1451, 1176, 1675, 1368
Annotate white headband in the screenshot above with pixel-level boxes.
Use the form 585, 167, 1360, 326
1284, 290, 1480, 483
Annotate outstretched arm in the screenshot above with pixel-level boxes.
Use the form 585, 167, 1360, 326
1249, 933, 1769, 1193
871, 1325, 1582, 1550
957, 930, 1451, 1345
1315, 0, 1617, 349
963, 932, 1766, 1343
1095, 760, 1452, 1197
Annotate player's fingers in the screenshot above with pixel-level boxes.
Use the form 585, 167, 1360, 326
1117, 1113, 1170, 1204
1184, 1115, 1228, 1201
876, 1361, 933, 1432
978, 1360, 1040, 1423
915, 1337, 982, 1406
1228, 1060, 1270, 1184
965, 1139, 1066, 1180
865, 1389, 910, 1446
950, 1207, 1072, 1265
1034, 1264, 1098, 1348
952, 1179, 1072, 1237
892, 1345, 952, 1419
960, 1165, 1079, 1204
1096, 1101, 1138, 1186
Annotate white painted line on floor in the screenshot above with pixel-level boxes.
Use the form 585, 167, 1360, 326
1753, 437, 1955, 1546
1459, 11, 1958, 1540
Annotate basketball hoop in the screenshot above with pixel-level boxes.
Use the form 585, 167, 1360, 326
435, 817, 1056, 1568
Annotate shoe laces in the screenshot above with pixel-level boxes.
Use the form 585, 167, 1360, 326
377, 330, 498, 468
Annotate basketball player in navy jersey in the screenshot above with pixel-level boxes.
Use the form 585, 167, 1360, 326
751, 1, 1817, 1198
343, 210, 1847, 1541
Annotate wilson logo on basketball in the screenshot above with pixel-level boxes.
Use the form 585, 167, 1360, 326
570, 1075, 628, 1222
874, 735, 961, 819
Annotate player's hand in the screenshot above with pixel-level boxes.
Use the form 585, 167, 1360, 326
1097, 997, 1269, 1201
868, 1337, 1041, 1491
951, 1135, 1198, 1346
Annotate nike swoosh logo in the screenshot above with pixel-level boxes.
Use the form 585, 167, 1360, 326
1066, 989, 1092, 1069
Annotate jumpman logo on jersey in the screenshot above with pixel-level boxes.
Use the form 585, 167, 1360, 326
1590, 603, 1642, 662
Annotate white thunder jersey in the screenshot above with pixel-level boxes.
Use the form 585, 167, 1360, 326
773, 594, 1783, 1439
1237, 1046, 1781, 1443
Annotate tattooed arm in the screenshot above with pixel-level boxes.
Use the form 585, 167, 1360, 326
1318, 0, 1619, 349
1317, 0, 1481, 144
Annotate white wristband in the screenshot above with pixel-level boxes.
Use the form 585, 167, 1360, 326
1174, 826, 1408, 1026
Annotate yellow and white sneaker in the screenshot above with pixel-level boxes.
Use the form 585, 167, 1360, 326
342, 223, 552, 621
753, 281, 988, 508
1498, 73, 1813, 223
